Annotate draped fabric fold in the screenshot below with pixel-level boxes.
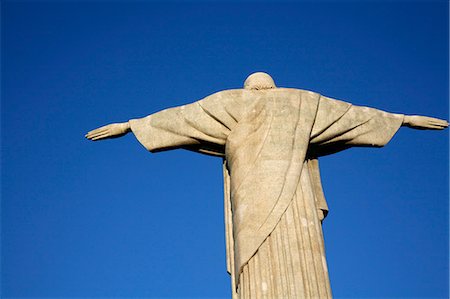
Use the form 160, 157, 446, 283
225, 91, 321, 286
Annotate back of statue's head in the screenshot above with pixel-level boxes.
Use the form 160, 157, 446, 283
244, 72, 276, 90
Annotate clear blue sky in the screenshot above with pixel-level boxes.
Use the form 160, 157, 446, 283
2, 1, 448, 298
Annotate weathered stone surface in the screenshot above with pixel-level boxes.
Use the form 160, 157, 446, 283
86, 72, 448, 298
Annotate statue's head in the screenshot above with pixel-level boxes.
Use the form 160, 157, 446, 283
244, 72, 276, 90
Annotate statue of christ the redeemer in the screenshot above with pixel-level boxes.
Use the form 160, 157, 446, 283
86, 72, 448, 298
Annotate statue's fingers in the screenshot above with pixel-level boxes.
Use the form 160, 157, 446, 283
87, 128, 101, 135
436, 123, 449, 128
429, 117, 448, 123
433, 119, 448, 127
94, 130, 111, 138
87, 127, 108, 136
86, 132, 99, 139
427, 119, 448, 128
86, 128, 109, 138
86, 131, 99, 138
86, 134, 98, 140
91, 132, 111, 140
427, 124, 447, 130
87, 129, 111, 140
86, 132, 95, 139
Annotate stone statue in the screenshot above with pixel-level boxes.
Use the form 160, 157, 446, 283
86, 72, 448, 298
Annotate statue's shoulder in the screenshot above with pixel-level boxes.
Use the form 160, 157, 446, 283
205, 88, 322, 101
205, 89, 245, 100
274, 88, 321, 99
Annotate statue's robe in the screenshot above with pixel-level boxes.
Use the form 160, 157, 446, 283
129, 88, 404, 298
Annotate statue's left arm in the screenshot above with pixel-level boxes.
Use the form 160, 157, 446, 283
309, 96, 448, 156
86, 90, 244, 156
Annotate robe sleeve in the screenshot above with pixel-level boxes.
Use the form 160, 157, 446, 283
309, 96, 404, 156
128, 90, 242, 156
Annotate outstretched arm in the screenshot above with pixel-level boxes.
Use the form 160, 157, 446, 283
402, 115, 448, 130
310, 96, 448, 157
85, 122, 131, 141
85, 90, 245, 155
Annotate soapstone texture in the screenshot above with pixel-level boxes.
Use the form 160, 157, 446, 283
86, 72, 448, 298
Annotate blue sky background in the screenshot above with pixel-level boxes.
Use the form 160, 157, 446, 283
2, 1, 448, 298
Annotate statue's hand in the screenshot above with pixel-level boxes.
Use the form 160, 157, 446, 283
85, 122, 131, 141
403, 115, 448, 130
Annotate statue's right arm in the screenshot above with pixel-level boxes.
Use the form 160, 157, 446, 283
85, 122, 131, 141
